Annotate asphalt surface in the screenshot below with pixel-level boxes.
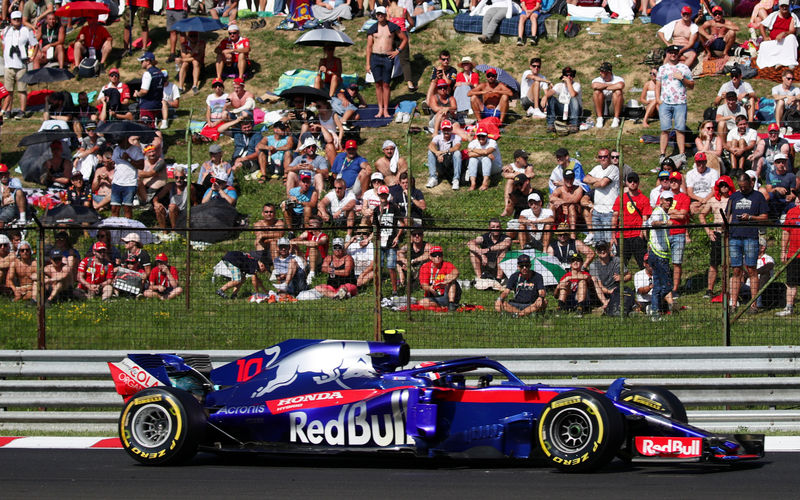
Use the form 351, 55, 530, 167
0, 450, 796, 499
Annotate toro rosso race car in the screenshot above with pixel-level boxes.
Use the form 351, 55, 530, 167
108, 334, 764, 471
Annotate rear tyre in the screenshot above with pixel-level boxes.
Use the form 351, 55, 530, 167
538, 389, 624, 472
119, 386, 206, 465
620, 386, 688, 423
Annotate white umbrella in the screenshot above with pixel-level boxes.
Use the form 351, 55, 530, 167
91, 217, 156, 245
294, 28, 354, 47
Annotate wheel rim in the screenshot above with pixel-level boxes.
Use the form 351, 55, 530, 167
549, 408, 593, 454
131, 404, 173, 449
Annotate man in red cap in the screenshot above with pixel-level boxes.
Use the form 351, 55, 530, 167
468, 68, 512, 123
215, 24, 250, 80
97, 67, 134, 122
657, 5, 700, 67
0, 164, 28, 228
426, 78, 458, 134
77, 242, 115, 300
426, 119, 463, 189
144, 253, 183, 300
331, 139, 371, 197
418, 245, 461, 311
698, 6, 739, 60
753, 122, 792, 180
227, 77, 254, 117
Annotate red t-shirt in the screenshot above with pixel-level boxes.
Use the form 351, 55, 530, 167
304, 231, 328, 261
784, 205, 800, 256
455, 71, 479, 86
419, 261, 456, 296
770, 14, 793, 40
77, 24, 111, 50
77, 257, 114, 288
521, 0, 541, 11
101, 81, 131, 101
668, 192, 691, 236
149, 265, 179, 287
165, 0, 186, 10
558, 270, 591, 293
127, 0, 151, 8
216, 37, 250, 61
613, 191, 652, 239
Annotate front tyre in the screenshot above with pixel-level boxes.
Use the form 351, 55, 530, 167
119, 386, 206, 465
538, 389, 623, 472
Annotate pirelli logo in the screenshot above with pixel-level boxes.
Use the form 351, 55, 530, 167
551, 396, 582, 409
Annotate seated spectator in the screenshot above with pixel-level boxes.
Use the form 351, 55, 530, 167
331, 84, 366, 126
112, 254, 147, 298
397, 227, 430, 290
418, 245, 461, 311
6, 240, 36, 302
589, 241, 630, 316
550, 169, 590, 239
73, 121, 106, 171
218, 110, 260, 173
426, 50, 457, 103
518, 192, 554, 250
466, 128, 501, 191
454, 56, 479, 116
216, 250, 272, 299
713, 68, 755, 123
591, 62, 625, 129
331, 140, 371, 197
314, 238, 358, 299
97, 68, 134, 122
311, 0, 353, 24
43, 91, 76, 129
695, 120, 724, 173
93, 229, 121, 265
554, 252, 592, 315
160, 70, 180, 130
715, 91, 745, 139
256, 121, 294, 182
154, 166, 193, 240
291, 217, 329, 285
504, 174, 533, 221
205, 78, 228, 128
287, 138, 328, 199
545, 67, 582, 134
639, 67, 658, 125
345, 228, 376, 288
73, 17, 112, 72
468, 68, 512, 123
389, 172, 426, 224
374, 140, 407, 186
40, 140, 72, 188
698, 6, 738, 60
516, 0, 540, 46
319, 177, 357, 234
197, 144, 233, 190
50, 230, 81, 279
208, 0, 238, 22
143, 253, 183, 300
373, 185, 405, 294
91, 148, 115, 212
282, 95, 314, 134
753, 123, 792, 181
0, 234, 14, 296
23, 0, 52, 31
760, 153, 796, 219
520, 57, 549, 118
476, 0, 520, 44
225, 77, 254, 119
548, 223, 595, 270
178, 31, 206, 95
137, 144, 167, 206
361, 173, 387, 224
76, 241, 114, 300
254, 202, 286, 260
65, 170, 92, 207
686, 152, 720, 216
33, 12, 64, 69
215, 24, 250, 81
202, 168, 238, 206
427, 78, 460, 135
467, 218, 512, 283
34, 250, 75, 304
772, 70, 800, 132
316, 100, 343, 166
495, 254, 546, 317
757, 0, 799, 69
281, 171, 318, 229
121, 232, 151, 276
634, 257, 663, 314
314, 44, 343, 98
0, 164, 28, 227
271, 237, 307, 296
426, 120, 462, 190
657, 5, 699, 67
501, 150, 535, 217
726, 115, 758, 173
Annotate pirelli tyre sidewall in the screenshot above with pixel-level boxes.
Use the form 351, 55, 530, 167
119, 386, 206, 465
620, 386, 688, 423
538, 389, 624, 472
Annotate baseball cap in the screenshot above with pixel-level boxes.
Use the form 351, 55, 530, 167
440, 120, 453, 130
212, 78, 224, 87
694, 152, 707, 162
775, 153, 789, 161
485, 68, 497, 77
712, 5, 724, 13
430, 245, 443, 255
332, 237, 345, 248
513, 173, 527, 184
527, 192, 542, 203
300, 137, 318, 149
729, 67, 742, 78
209, 144, 223, 154
563, 169, 576, 178
681, 5, 692, 14
233, 77, 245, 86
461, 56, 473, 65
436, 79, 448, 88
121, 233, 140, 243
660, 190, 674, 200
50, 249, 64, 260
10, 11, 21, 19
669, 171, 683, 182
768, 122, 780, 132
228, 24, 239, 31
666, 44, 682, 53
554, 147, 569, 157
375, 6, 387, 13
85, 121, 97, 130
345, 139, 358, 149
0, 164, 8, 174
299, 171, 312, 181
92, 241, 107, 252
598, 62, 612, 73
780, 0, 789, 6
661, 157, 676, 168
71, 169, 83, 178
377, 185, 390, 195
370, 172, 384, 182
155, 253, 168, 263
348, 83, 359, 91
658, 170, 670, 179
108, 68, 119, 75
516, 254, 531, 265
137, 51, 156, 62
0, 234, 9, 246
514, 149, 529, 159
476, 127, 488, 136
595, 241, 609, 252
569, 252, 584, 263
278, 237, 291, 247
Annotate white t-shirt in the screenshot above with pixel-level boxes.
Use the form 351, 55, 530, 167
206, 93, 229, 120
467, 138, 501, 167
520, 69, 549, 100
717, 80, 754, 99
551, 81, 582, 104
111, 144, 144, 187
771, 83, 800, 98
587, 164, 619, 213
325, 189, 357, 214
727, 127, 758, 144
431, 133, 461, 152
163, 82, 181, 102
685, 167, 720, 200
649, 185, 669, 208
634, 269, 652, 304
360, 188, 382, 213
519, 207, 554, 241
2, 26, 37, 69
591, 74, 625, 98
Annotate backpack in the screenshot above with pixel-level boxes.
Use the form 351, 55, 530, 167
641, 47, 665, 67
563, 20, 579, 38
77, 57, 99, 79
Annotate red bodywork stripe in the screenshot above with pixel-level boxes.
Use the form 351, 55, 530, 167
431, 388, 561, 403
265, 386, 415, 414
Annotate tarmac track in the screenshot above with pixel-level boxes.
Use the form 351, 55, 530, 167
0, 450, 796, 499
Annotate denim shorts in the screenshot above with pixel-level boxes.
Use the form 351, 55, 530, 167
110, 184, 136, 206
729, 237, 759, 268
668, 234, 685, 265
659, 102, 687, 132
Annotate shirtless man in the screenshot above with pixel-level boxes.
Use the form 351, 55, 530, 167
226, 78, 255, 118
34, 250, 74, 303
373, 140, 408, 186
699, 6, 739, 59
550, 170, 591, 239
0, 235, 15, 297
468, 68, 513, 123
365, 6, 408, 118
253, 203, 286, 261
6, 241, 37, 302
657, 5, 700, 67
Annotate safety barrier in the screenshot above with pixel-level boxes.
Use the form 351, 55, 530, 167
1, 346, 799, 433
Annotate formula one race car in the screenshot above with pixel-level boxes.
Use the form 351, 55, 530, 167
108, 334, 764, 471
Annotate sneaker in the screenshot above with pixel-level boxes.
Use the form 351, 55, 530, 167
675, 152, 686, 167
23, 110, 33, 118
133, 198, 141, 207
595, 117, 604, 128
703, 290, 712, 299
216, 289, 228, 299
478, 35, 490, 43
159, 120, 168, 130
526, 106, 536, 116
426, 177, 438, 188
191, 86, 199, 95
530, 35, 539, 46
306, 271, 316, 286
452, 179, 460, 190
671, 290, 680, 299
167, 53, 176, 63
610, 117, 620, 128
583, 233, 594, 245
546, 125, 556, 133
448, 302, 458, 311
516, 37, 524, 46
532, 108, 546, 118
395, 111, 404, 123
402, 113, 411, 123
776, 306, 793, 317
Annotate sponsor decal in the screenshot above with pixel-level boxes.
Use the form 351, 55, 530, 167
216, 405, 267, 416
625, 394, 664, 412
550, 395, 581, 408
289, 389, 414, 447
132, 395, 163, 406
108, 360, 163, 397
635, 436, 703, 458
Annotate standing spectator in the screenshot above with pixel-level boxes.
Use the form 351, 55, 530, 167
373, 185, 405, 295
777, 196, 800, 316
554, 252, 591, 315
257, 121, 294, 182
647, 191, 673, 320
589, 241, 630, 316
468, 68, 513, 123
418, 245, 461, 311
315, 238, 358, 299
727, 173, 769, 312
365, 7, 407, 119
520, 57, 549, 118
331, 140, 371, 197
34, 250, 74, 304
686, 152, 720, 216
426, 120, 462, 190
545, 67, 582, 134
495, 254, 546, 317
254, 203, 286, 260
657, 6, 699, 67
713, 67, 755, 123
33, 12, 64, 69
666, 172, 691, 297
700, 176, 734, 298
134, 52, 164, 123
612, 173, 652, 269
110, 136, 144, 219
137, 144, 167, 206
6, 241, 36, 302
290, 217, 329, 285
518, 192, 554, 250
386, 0, 415, 92
165, 0, 188, 63
516, 0, 540, 46
281, 171, 318, 229
591, 62, 625, 129
656, 45, 694, 166
178, 31, 205, 95
467, 219, 511, 283
216, 250, 272, 299
373, 140, 407, 187
583, 147, 619, 245
753, 122, 792, 182
466, 128, 501, 191
73, 17, 112, 73
271, 237, 307, 297
726, 115, 758, 173
124, 0, 151, 55
500, 151, 535, 217
76, 242, 114, 300
215, 24, 250, 81
2, 11, 37, 118
389, 172, 426, 223
143, 253, 183, 300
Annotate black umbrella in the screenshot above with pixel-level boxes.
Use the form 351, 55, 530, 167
20, 67, 74, 85
294, 28, 354, 47
97, 120, 157, 143
42, 204, 102, 225
18, 129, 77, 147
279, 85, 330, 103
19, 142, 52, 182
175, 198, 246, 243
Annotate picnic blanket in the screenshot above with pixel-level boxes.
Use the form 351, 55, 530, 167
274, 69, 359, 95
453, 12, 550, 38
353, 105, 394, 128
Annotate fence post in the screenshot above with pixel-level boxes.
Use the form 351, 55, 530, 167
373, 216, 382, 341
185, 109, 193, 311
720, 211, 730, 346
405, 130, 413, 321
35, 220, 46, 349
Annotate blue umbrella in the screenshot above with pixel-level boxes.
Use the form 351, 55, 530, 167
650, 0, 700, 27
475, 64, 519, 93
171, 16, 226, 33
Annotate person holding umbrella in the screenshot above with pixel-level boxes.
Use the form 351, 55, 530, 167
314, 44, 343, 98
73, 16, 112, 73
2, 11, 37, 118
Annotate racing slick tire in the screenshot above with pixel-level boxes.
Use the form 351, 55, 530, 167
620, 386, 688, 423
119, 386, 207, 465
537, 389, 624, 472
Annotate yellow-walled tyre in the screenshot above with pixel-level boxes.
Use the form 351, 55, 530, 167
620, 386, 688, 423
538, 389, 624, 472
119, 386, 206, 465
